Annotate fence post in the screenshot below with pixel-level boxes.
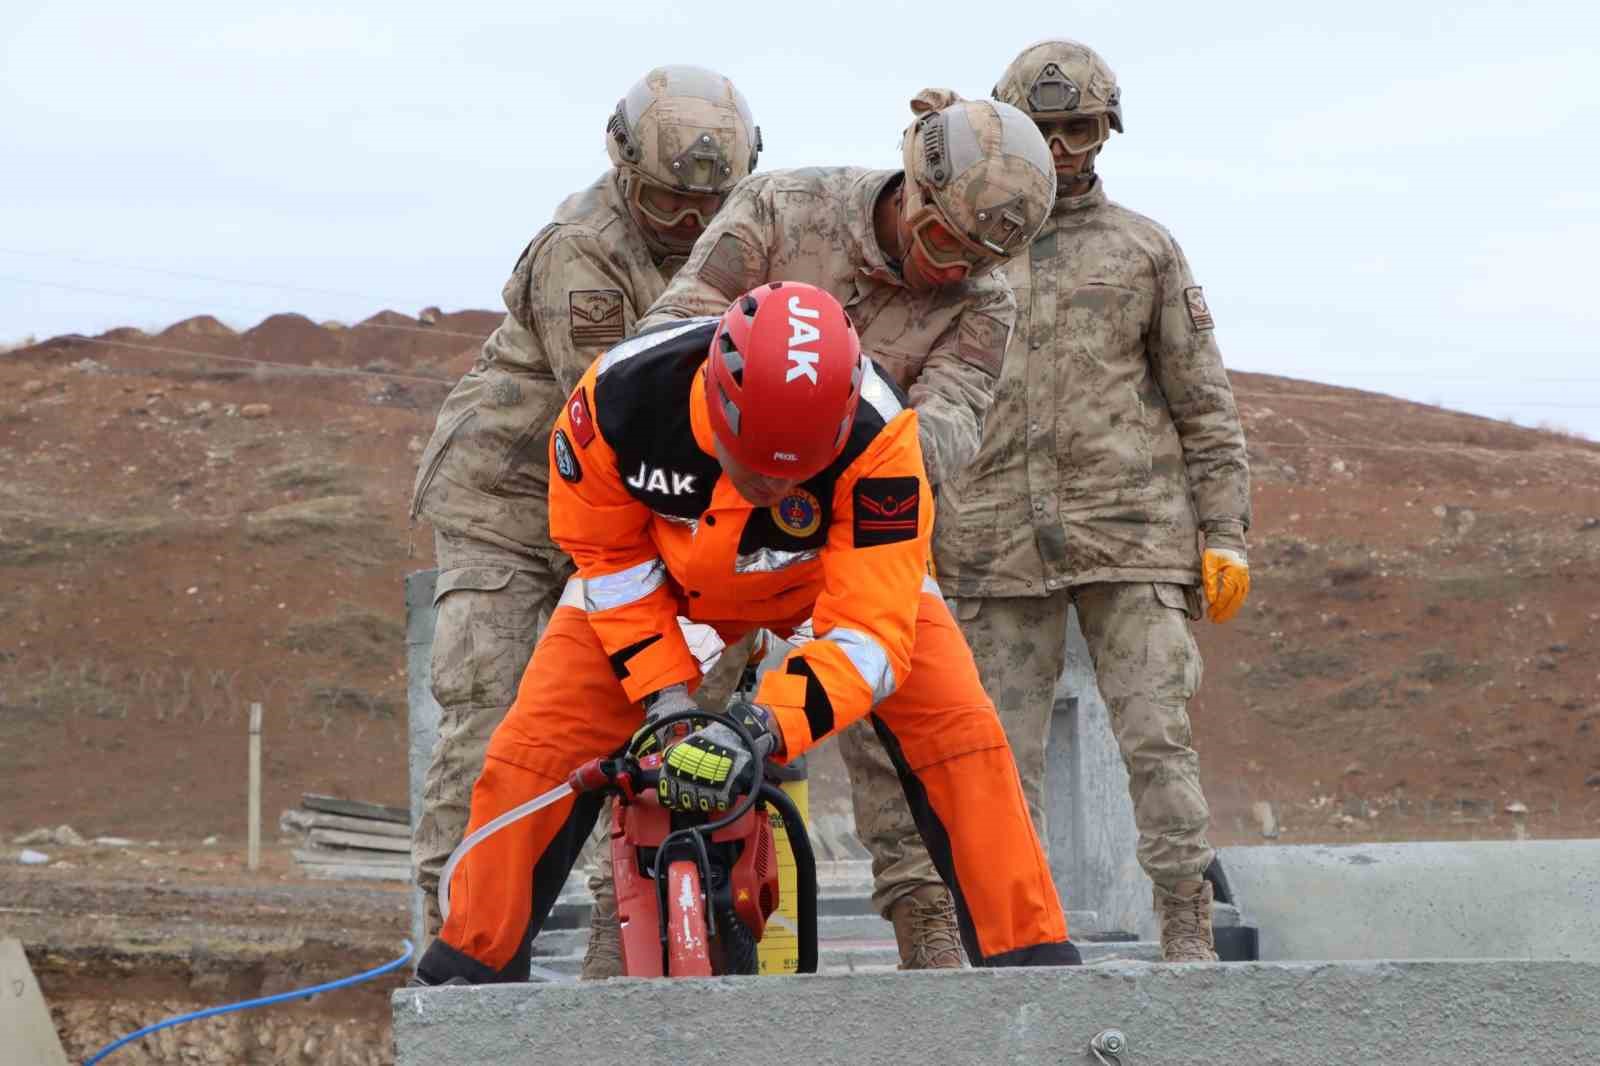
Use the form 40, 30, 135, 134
248, 702, 263, 871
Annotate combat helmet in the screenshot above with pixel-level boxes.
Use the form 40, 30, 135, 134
993, 40, 1122, 162
899, 94, 1055, 277
606, 65, 760, 236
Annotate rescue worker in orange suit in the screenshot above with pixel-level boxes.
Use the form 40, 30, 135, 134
413, 282, 1079, 983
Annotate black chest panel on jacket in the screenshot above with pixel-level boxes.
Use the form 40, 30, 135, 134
595, 322, 722, 520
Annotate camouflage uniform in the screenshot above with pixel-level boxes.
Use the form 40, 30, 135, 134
639, 165, 1018, 915
411, 67, 763, 964
933, 175, 1251, 887
410, 169, 688, 928
640, 166, 1015, 486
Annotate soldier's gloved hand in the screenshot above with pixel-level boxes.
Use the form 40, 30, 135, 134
658, 702, 781, 814
1202, 548, 1250, 623
633, 683, 702, 757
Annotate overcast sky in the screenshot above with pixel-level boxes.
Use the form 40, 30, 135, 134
4, 1, 1597, 435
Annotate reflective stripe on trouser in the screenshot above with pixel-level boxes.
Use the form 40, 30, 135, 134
420, 593, 1071, 981
956, 583, 1215, 887
412, 531, 573, 933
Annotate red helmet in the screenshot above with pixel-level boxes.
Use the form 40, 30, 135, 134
706, 281, 863, 478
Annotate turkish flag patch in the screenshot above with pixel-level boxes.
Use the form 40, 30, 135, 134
567, 386, 596, 447
853, 476, 921, 547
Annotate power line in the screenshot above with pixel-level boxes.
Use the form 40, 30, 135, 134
1241, 388, 1600, 408
0, 274, 493, 341
0, 246, 439, 307
0, 274, 295, 317
60, 334, 456, 386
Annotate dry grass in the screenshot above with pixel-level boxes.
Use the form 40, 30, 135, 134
283, 608, 405, 667
242, 495, 370, 543
0, 510, 171, 565
260, 459, 351, 493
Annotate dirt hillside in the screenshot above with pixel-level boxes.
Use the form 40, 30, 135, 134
5, 310, 1599, 847
5, 308, 1599, 1061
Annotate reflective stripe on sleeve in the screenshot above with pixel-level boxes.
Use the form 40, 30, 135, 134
820, 626, 897, 705
582, 558, 667, 612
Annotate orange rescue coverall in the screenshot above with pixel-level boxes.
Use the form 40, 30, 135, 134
416, 318, 1075, 983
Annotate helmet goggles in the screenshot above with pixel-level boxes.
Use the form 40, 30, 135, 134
905, 194, 1030, 278
1036, 113, 1110, 156
630, 172, 727, 230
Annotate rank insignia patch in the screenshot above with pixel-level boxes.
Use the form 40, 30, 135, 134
853, 476, 920, 547
957, 312, 1009, 375
569, 289, 625, 346
700, 233, 756, 301
772, 488, 823, 538
553, 429, 582, 483
1184, 286, 1215, 332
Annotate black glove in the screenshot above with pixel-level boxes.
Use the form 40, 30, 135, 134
631, 683, 702, 757
658, 701, 781, 814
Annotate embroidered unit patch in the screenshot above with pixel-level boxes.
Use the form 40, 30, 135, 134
772, 488, 823, 538
553, 429, 582, 483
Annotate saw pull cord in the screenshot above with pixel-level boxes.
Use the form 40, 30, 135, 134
81, 938, 414, 1064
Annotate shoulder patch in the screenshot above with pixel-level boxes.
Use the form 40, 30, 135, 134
956, 311, 1009, 376
1184, 286, 1215, 332
853, 476, 921, 548
566, 386, 596, 447
569, 289, 625, 345
699, 232, 758, 302
553, 428, 582, 483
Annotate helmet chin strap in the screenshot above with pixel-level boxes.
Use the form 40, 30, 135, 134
1056, 147, 1101, 198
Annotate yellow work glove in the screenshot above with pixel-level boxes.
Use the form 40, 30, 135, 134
1201, 548, 1250, 623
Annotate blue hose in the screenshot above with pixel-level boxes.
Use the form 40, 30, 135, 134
82, 938, 414, 1065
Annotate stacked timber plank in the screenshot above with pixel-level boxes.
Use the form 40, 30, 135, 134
281, 793, 412, 882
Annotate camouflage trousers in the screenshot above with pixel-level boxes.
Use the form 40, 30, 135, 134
413, 530, 575, 933
836, 719, 946, 916
954, 582, 1214, 887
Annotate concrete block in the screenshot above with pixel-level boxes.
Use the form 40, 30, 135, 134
406, 569, 445, 957
0, 939, 68, 1066
1219, 840, 1600, 961
393, 959, 1600, 1066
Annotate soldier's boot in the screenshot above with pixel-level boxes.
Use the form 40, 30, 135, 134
1155, 878, 1218, 962
889, 884, 964, 969
580, 885, 625, 980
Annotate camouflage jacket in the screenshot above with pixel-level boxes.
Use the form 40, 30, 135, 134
410, 170, 683, 559
933, 181, 1251, 597
638, 167, 1015, 485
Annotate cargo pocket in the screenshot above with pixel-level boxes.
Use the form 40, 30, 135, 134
429, 566, 520, 710
1153, 581, 1202, 622
1152, 582, 1203, 697
433, 566, 518, 606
